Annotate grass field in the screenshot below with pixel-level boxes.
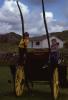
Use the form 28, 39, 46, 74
0, 66, 68, 100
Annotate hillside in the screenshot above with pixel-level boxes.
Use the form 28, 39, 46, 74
0, 30, 68, 53
0, 30, 68, 43
0, 32, 21, 53
50, 30, 68, 41
0, 31, 68, 65
0, 32, 21, 44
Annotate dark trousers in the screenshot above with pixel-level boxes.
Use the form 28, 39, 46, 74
18, 47, 33, 91
24, 63, 33, 90
50, 52, 59, 64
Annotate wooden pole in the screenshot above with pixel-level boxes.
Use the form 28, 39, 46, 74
41, 0, 51, 52
16, 1, 24, 37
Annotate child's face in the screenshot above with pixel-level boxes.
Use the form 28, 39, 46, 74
52, 39, 57, 45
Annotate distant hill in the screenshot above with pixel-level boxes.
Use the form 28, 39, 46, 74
0, 30, 68, 44
0, 30, 67, 53
50, 30, 68, 41
0, 31, 67, 65
0, 32, 21, 44
0, 32, 21, 53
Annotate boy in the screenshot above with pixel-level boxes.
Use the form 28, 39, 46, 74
18, 32, 29, 65
19, 32, 33, 95
50, 38, 60, 64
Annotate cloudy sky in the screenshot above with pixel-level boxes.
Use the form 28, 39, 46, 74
0, 0, 68, 35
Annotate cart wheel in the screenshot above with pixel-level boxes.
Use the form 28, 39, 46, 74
51, 67, 60, 100
15, 65, 25, 96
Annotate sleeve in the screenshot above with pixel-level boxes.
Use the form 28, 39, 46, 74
19, 39, 24, 48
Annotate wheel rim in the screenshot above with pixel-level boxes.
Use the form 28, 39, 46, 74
53, 67, 59, 100
15, 65, 25, 96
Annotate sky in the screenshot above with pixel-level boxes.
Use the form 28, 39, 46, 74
0, 0, 68, 35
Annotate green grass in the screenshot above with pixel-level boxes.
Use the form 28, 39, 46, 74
0, 66, 68, 100
0, 43, 18, 53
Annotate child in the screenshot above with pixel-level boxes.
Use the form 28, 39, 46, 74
18, 32, 29, 65
19, 32, 33, 95
50, 38, 60, 64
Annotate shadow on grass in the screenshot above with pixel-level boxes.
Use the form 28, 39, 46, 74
59, 93, 68, 100
0, 91, 15, 96
0, 89, 68, 100
0, 90, 52, 100
32, 90, 51, 100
